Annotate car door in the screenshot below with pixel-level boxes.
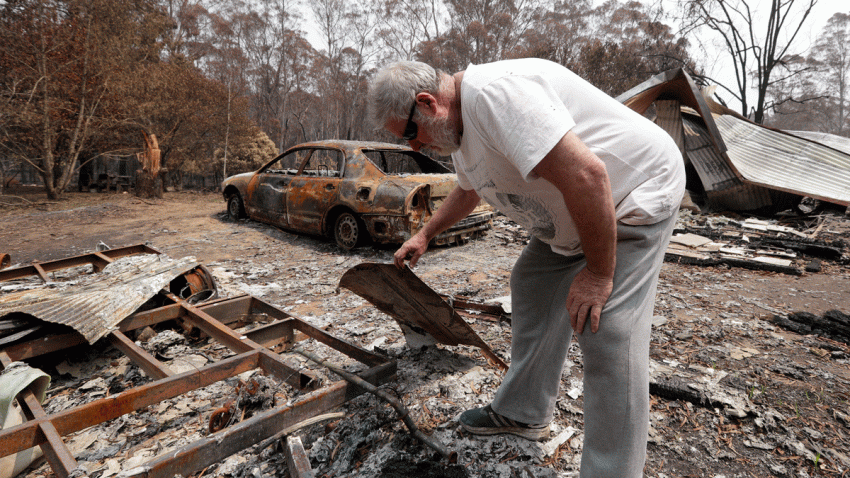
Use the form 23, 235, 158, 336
249, 149, 307, 226
286, 147, 344, 234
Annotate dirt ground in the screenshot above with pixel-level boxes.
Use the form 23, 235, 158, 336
2, 185, 850, 477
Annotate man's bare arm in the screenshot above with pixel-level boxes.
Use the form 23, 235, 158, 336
532, 130, 617, 334
393, 185, 481, 269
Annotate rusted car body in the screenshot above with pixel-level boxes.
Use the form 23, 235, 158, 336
222, 140, 494, 250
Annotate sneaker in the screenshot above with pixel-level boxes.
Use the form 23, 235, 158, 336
459, 405, 549, 441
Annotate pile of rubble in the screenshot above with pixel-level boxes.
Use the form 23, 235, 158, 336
2, 206, 850, 478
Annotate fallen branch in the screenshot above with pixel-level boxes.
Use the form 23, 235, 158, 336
2, 195, 33, 203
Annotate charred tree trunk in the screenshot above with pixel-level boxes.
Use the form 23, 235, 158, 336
135, 132, 165, 199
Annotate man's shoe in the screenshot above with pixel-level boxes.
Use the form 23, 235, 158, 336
459, 405, 549, 441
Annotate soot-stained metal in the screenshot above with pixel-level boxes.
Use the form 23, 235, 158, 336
0, 247, 401, 478
222, 140, 494, 250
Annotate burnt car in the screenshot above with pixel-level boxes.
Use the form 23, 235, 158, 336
222, 140, 494, 250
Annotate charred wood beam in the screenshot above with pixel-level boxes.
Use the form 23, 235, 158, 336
650, 377, 730, 411
673, 226, 846, 262
648, 359, 752, 418
759, 239, 843, 261
664, 253, 803, 275
285, 435, 315, 478
771, 310, 850, 345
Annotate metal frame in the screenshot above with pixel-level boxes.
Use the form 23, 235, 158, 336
1, 249, 396, 478
0, 243, 163, 283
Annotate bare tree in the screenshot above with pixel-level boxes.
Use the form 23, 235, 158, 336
677, 0, 818, 124
0, 0, 171, 199
376, 0, 447, 61
418, 0, 546, 71
811, 12, 850, 135
556, 1, 692, 96
516, 0, 593, 66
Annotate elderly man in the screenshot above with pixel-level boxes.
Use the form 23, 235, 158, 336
367, 58, 685, 478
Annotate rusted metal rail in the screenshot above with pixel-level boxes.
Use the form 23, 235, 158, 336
0, 243, 162, 283
0, 247, 398, 478
0, 294, 397, 477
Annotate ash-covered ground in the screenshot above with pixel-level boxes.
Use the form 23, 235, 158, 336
2, 188, 849, 477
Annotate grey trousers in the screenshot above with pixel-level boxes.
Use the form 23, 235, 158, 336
491, 211, 678, 478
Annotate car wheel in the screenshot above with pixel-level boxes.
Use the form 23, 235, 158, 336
227, 194, 246, 219
334, 212, 363, 250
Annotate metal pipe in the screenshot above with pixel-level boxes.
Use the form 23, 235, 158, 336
292, 347, 458, 463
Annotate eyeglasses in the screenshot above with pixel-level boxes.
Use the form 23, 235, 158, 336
402, 102, 418, 141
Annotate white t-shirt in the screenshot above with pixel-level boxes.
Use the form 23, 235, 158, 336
453, 58, 686, 256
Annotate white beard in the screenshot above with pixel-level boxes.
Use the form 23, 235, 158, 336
422, 114, 461, 156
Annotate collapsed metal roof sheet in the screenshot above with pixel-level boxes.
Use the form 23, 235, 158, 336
682, 114, 772, 211
788, 131, 850, 155
618, 68, 850, 210
716, 115, 850, 207
617, 68, 726, 154
0, 254, 199, 344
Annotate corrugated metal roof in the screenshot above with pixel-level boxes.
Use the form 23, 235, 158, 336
619, 68, 850, 210
656, 100, 686, 152
788, 131, 850, 155
617, 68, 727, 154
0, 254, 199, 344
682, 114, 772, 210
716, 115, 850, 206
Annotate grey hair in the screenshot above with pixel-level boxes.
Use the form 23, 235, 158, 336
367, 61, 446, 130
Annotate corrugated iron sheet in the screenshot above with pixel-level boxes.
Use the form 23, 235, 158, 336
682, 115, 772, 210
619, 68, 850, 210
656, 100, 686, 153
788, 131, 850, 155
617, 68, 727, 154
716, 115, 850, 206
0, 254, 199, 344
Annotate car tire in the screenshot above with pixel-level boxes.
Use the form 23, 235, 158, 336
334, 212, 364, 250
227, 194, 246, 219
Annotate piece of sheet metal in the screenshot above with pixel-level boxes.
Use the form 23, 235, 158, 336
0, 254, 200, 344
789, 131, 850, 155
716, 115, 850, 206
338, 262, 508, 370
617, 68, 727, 154
682, 115, 772, 211
0, 293, 397, 478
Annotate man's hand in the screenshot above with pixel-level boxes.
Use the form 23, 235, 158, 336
567, 267, 614, 334
392, 186, 481, 270
393, 232, 430, 269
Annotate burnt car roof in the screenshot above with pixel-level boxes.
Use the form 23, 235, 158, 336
258, 140, 452, 175
284, 140, 414, 152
